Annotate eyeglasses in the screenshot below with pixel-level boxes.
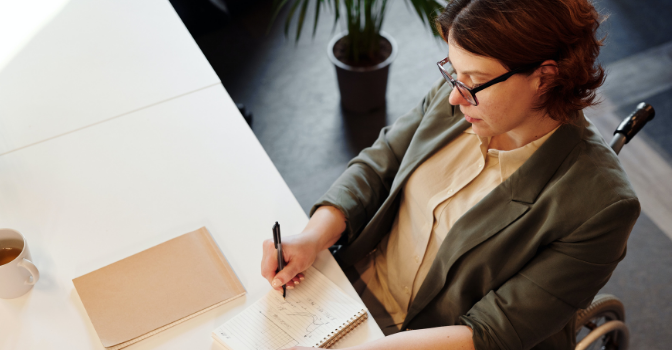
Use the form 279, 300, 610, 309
437, 57, 540, 106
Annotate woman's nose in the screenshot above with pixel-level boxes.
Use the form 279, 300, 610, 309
448, 85, 470, 106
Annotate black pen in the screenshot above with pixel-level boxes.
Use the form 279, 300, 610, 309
273, 221, 286, 299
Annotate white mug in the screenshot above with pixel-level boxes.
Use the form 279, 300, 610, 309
0, 228, 40, 299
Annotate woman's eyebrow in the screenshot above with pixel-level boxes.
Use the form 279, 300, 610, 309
445, 57, 492, 77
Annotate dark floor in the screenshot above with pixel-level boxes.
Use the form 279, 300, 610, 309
174, 0, 672, 348
594, 0, 672, 65
600, 213, 672, 349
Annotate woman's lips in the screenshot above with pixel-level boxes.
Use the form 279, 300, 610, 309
464, 114, 481, 123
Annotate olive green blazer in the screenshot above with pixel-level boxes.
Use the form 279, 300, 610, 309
310, 79, 640, 350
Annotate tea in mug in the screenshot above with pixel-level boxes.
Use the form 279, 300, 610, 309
0, 247, 22, 266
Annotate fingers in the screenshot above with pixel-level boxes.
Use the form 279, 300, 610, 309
262, 234, 315, 291
284, 273, 305, 287
272, 264, 299, 289
285, 276, 301, 290
263, 240, 305, 290
261, 239, 278, 285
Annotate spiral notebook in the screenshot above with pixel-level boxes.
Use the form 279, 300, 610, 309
212, 266, 368, 349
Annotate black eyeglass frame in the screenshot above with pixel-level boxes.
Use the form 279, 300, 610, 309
437, 57, 542, 106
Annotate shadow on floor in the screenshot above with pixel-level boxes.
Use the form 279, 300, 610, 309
340, 106, 388, 159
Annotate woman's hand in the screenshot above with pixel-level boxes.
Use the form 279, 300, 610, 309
261, 232, 316, 290
261, 206, 346, 290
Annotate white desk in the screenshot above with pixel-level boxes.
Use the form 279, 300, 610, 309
0, 0, 219, 155
0, 0, 384, 348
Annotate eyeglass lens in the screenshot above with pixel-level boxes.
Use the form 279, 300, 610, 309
439, 65, 477, 105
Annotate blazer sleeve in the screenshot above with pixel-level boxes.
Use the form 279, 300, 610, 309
460, 197, 640, 350
310, 78, 449, 245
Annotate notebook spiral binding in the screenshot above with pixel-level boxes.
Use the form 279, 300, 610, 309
315, 309, 368, 348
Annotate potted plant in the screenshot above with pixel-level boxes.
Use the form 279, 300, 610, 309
271, 0, 444, 113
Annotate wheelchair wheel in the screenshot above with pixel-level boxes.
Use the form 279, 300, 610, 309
575, 294, 629, 350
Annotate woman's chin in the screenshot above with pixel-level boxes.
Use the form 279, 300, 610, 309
470, 123, 496, 138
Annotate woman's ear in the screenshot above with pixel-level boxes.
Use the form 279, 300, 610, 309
536, 59, 559, 91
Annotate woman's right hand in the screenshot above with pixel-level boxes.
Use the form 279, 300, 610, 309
260, 206, 347, 291
261, 233, 317, 290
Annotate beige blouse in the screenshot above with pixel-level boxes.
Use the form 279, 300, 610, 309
354, 125, 558, 330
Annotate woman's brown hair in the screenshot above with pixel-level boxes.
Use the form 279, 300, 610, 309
435, 0, 606, 123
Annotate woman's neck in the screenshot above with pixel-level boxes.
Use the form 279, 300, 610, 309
489, 115, 561, 151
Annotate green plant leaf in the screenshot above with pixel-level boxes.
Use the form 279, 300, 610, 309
312, 0, 322, 37
268, 0, 291, 35
406, 0, 444, 35
331, 0, 341, 32
284, 0, 303, 39
295, 0, 310, 42
376, 0, 388, 32
269, 0, 445, 62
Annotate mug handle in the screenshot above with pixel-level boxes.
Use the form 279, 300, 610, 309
18, 259, 40, 285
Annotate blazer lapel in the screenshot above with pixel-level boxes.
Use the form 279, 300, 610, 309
403, 119, 586, 329
390, 109, 470, 195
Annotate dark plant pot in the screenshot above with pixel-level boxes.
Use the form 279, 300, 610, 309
327, 31, 398, 114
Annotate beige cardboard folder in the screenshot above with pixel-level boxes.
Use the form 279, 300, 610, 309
73, 227, 245, 349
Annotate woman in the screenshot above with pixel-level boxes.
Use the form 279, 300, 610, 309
261, 0, 640, 349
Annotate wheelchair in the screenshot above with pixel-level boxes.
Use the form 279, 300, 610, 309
574, 102, 655, 350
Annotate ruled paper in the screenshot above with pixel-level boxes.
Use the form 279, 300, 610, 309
212, 267, 367, 350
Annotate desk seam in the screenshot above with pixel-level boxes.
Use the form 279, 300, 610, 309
0, 82, 223, 157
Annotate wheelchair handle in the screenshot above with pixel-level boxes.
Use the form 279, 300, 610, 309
610, 102, 655, 155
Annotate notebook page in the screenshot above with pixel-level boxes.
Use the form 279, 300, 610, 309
213, 266, 367, 350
